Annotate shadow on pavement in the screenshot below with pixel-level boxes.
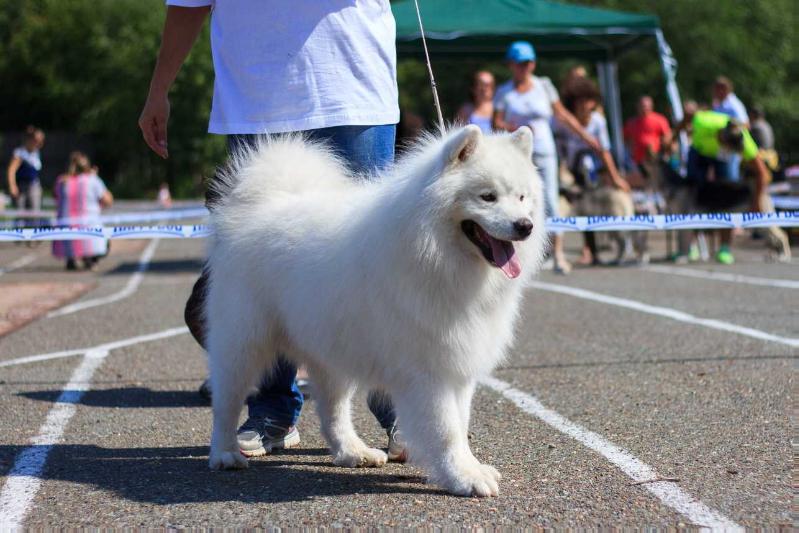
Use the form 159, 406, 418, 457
107, 259, 204, 275
19, 387, 210, 409
0, 444, 435, 502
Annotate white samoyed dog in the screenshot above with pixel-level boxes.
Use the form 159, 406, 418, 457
205, 125, 547, 497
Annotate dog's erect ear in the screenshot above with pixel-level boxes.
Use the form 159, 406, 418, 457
448, 125, 482, 164
509, 126, 534, 157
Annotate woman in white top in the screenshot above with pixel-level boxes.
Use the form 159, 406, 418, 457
6, 126, 45, 212
493, 41, 600, 274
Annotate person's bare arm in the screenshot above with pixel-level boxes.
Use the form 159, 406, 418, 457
6, 156, 21, 198
750, 156, 768, 212
552, 101, 601, 153
139, 6, 210, 159
100, 189, 114, 208
492, 109, 517, 132
599, 151, 630, 192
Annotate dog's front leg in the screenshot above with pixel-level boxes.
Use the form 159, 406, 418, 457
207, 336, 268, 470
395, 381, 500, 497
309, 366, 388, 468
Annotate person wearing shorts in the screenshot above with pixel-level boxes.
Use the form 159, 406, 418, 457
493, 41, 601, 274
686, 110, 789, 263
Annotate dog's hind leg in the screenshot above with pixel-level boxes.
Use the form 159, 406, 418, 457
308, 365, 387, 468
393, 380, 500, 497
207, 322, 276, 470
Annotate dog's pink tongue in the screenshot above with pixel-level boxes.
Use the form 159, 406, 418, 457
489, 238, 522, 279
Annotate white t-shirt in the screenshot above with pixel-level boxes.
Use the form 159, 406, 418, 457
12, 147, 42, 183
556, 111, 611, 169
713, 93, 749, 124
494, 76, 559, 156
166, 1, 400, 134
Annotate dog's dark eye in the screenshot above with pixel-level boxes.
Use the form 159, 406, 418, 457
480, 193, 497, 202
519, 195, 525, 202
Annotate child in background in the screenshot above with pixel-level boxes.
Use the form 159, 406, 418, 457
157, 182, 173, 208
52, 152, 113, 271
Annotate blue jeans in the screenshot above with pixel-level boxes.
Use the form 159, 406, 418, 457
228, 124, 397, 428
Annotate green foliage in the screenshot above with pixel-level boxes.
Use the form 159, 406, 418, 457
577, 0, 798, 158
0, 0, 224, 198
0, 0, 795, 198
400, 0, 797, 159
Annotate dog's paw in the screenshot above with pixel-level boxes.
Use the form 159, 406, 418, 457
479, 463, 502, 483
438, 461, 500, 497
209, 448, 249, 470
333, 446, 388, 468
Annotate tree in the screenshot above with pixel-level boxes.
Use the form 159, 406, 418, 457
0, 0, 223, 198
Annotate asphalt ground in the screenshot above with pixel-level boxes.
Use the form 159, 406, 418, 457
0, 223, 796, 528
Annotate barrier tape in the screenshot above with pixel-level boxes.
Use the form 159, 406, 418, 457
0, 211, 797, 241
0, 206, 209, 225
772, 197, 799, 210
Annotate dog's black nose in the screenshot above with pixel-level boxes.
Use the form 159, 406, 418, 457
513, 218, 533, 238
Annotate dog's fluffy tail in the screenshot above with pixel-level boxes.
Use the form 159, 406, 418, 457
210, 134, 352, 210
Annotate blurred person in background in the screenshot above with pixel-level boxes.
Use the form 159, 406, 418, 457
6, 126, 45, 215
52, 152, 113, 271
712, 76, 749, 184
493, 41, 601, 274
623, 96, 672, 181
622, 96, 672, 262
684, 109, 790, 263
556, 77, 634, 265
749, 106, 773, 150
455, 70, 495, 134
157, 182, 173, 208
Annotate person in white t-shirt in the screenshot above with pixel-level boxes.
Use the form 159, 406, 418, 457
712, 76, 749, 183
6, 126, 45, 213
557, 77, 633, 266
139, 1, 404, 461
493, 41, 601, 275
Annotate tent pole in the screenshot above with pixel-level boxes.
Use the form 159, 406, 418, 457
597, 60, 625, 166
656, 29, 683, 123
656, 29, 689, 173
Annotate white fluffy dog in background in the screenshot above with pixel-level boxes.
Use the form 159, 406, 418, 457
205, 125, 547, 497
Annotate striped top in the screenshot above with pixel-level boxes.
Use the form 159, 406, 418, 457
52, 172, 109, 259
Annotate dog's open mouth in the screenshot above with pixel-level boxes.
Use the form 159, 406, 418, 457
461, 220, 522, 279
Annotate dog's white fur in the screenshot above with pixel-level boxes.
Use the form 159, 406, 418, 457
205, 125, 547, 497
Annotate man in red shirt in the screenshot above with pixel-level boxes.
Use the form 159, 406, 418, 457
623, 95, 672, 174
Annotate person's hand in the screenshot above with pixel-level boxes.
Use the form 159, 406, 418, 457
9, 183, 19, 199
138, 92, 170, 158
613, 178, 631, 193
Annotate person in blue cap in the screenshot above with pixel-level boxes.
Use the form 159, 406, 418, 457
494, 41, 602, 274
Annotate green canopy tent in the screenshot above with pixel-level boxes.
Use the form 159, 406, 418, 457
392, 0, 684, 163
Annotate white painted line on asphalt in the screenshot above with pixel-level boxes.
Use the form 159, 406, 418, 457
0, 349, 109, 529
0, 326, 189, 368
529, 281, 799, 348
46, 238, 160, 318
481, 376, 743, 530
0, 253, 38, 276
643, 264, 799, 289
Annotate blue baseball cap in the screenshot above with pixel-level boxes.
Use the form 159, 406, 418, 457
506, 41, 536, 63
